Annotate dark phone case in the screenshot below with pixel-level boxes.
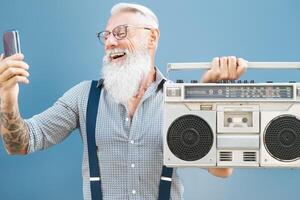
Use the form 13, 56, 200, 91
3, 30, 21, 57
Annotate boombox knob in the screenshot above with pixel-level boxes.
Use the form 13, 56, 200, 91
237, 80, 242, 83
250, 80, 255, 83
191, 80, 198, 83
289, 81, 296, 83
243, 80, 248, 83
220, 80, 229, 83
176, 79, 184, 83
266, 81, 273, 83
242, 117, 248, 123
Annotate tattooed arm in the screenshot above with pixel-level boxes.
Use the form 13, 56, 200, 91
0, 98, 29, 154
0, 53, 30, 155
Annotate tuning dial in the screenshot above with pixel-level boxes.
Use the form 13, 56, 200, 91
237, 80, 242, 83
227, 117, 233, 123
191, 80, 198, 83
176, 79, 184, 83
230, 80, 236, 83
250, 80, 255, 83
243, 80, 248, 83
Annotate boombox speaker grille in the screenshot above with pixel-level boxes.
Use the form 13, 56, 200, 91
265, 115, 300, 161
167, 115, 213, 161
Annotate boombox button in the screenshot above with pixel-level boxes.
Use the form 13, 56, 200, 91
297, 88, 300, 96
200, 104, 213, 110
167, 87, 181, 97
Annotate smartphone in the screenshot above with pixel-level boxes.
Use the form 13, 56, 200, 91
3, 30, 21, 58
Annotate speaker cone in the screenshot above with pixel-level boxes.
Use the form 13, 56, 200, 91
264, 115, 300, 161
167, 115, 213, 161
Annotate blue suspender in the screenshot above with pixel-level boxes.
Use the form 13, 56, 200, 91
158, 166, 173, 200
86, 80, 173, 200
86, 80, 103, 200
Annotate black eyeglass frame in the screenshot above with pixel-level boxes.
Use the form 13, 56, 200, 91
96, 24, 151, 44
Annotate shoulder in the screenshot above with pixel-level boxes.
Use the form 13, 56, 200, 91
59, 80, 96, 101
66, 80, 94, 93
165, 79, 173, 84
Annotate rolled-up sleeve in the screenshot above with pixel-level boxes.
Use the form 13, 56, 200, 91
25, 81, 88, 153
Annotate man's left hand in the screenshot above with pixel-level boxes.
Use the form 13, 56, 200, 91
201, 56, 246, 178
208, 168, 233, 178
201, 56, 247, 83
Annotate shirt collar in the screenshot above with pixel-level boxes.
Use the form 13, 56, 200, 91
154, 67, 167, 92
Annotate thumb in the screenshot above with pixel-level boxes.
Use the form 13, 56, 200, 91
0, 53, 4, 61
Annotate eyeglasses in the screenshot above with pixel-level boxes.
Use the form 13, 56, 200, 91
97, 24, 151, 45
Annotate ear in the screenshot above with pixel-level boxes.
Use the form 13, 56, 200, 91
148, 28, 160, 50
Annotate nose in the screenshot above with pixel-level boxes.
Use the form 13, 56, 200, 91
104, 33, 118, 50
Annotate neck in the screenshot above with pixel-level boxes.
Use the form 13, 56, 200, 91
136, 66, 156, 99
126, 66, 156, 117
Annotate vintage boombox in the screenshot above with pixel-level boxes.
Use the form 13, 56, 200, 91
163, 62, 300, 168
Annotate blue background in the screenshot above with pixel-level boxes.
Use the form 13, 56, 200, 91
1, 0, 300, 199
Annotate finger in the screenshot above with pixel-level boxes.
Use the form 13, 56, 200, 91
0, 68, 30, 83
211, 57, 220, 70
0, 60, 29, 74
0, 54, 4, 61
228, 56, 237, 80
207, 57, 221, 82
220, 57, 229, 79
5, 76, 29, 88
3, 53, 24, 62
237, 58, 248, 76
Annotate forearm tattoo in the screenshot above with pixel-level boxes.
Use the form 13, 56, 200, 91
0, 99, 29, 154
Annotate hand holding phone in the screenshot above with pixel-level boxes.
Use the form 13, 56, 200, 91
3, 30, 21, 58
0, 30, 29, 104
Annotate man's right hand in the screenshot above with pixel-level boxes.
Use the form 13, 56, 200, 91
0, 53, 30, 105
0, 53, 30, 155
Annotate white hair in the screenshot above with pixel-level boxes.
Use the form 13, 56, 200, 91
111, 3, 159, 28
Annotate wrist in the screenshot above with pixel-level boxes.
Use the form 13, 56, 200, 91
0, 97, 19, 112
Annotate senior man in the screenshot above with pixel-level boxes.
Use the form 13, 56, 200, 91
0, 3, 247, 200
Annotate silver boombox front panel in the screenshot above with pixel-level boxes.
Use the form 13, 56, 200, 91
163, 62, 300, 168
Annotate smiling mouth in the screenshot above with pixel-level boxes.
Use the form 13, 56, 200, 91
110, 52, 126, 61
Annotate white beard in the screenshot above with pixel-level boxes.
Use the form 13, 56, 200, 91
102, 48, 151, 105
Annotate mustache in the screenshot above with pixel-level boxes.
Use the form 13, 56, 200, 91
104, 48, 129, 57
103, 46, 148, 62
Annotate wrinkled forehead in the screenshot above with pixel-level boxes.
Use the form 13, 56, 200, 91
105, 11, 142, 31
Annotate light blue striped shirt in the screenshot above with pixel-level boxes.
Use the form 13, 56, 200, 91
25, 68, 183, 200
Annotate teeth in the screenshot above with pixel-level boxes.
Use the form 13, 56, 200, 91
110, 52, 126, 59
111, 52, 124, 57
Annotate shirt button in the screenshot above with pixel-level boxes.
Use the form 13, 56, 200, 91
125, 117, 129, 122
131, 163, 135, 168
132, 190, 136, 194
130, 140, 134, 144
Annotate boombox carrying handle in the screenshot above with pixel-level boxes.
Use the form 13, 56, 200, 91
167, 62, 300, 73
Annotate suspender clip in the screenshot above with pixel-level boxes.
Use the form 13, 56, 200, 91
161, 176, 172, 182
90, 177, 100, 181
